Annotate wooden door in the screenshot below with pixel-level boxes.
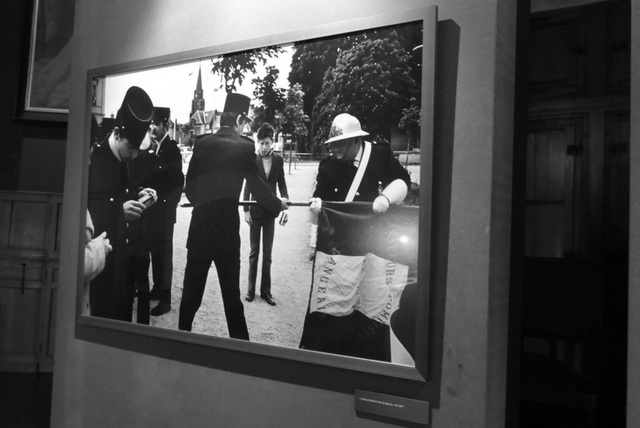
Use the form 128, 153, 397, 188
524, 115, 587, 258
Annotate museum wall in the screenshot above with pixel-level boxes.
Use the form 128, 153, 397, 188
51, 0, 516, 427
0, 0, 66, 192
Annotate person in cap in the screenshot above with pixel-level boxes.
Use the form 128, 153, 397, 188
242, 122, 289, 306
309, 113, 410, 212
129, 107, 184, 320
300, 112, 411, 358
306, 112, 410, 255
178, 93, 288, 339
88, 86, 157, 322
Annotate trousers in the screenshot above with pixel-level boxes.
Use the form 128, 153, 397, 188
247, 215, 275, 297
178, 204, 249, 340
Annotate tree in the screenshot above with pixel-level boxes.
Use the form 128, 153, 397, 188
289, 22, 423, 152
210, 46, 283, 93
251, 66, 286, 130
399, 98, 421, 161
288, 38, 346, 121
278, 83, 309, 151
312, 37, 419, 147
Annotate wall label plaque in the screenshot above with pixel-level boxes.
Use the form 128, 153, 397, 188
355, 389, 430, 425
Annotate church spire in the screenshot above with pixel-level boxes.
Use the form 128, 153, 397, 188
191, 64, 205, 117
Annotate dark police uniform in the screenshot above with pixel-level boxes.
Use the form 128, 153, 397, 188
88, 137, 137, 321
313, 141, 411, 202
178, 127, 283, 339
129, 133, 184, 317
87, 85, 153, 322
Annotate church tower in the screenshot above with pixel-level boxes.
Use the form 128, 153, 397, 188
191, 64, 205, 117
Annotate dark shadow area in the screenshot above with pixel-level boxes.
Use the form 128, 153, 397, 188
0, 372, 52, 428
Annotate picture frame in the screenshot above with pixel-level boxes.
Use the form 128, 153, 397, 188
16, 0, 74, 122
76, 5, 443, 404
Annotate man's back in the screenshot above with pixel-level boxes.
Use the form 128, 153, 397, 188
185, 127, 256, 207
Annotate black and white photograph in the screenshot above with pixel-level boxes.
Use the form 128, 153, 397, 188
84, 17, 429, 370
0, 0, 635, 427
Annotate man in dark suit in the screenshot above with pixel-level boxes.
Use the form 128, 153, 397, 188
242, 122, 289, 306
178, 93, 288, 339
88, 86, 156, 321
130, 107, 185, 319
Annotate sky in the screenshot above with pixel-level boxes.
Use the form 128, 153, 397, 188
102, 45, 294, 124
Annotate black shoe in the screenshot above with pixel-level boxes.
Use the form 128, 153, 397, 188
245, 293, 255, 302
261, 295, 276, 306
150, 303, 171, 316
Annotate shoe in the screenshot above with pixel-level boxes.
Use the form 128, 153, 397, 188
261, 295, 276, 306
150, 303, 171, 316
245, 293, 255, 302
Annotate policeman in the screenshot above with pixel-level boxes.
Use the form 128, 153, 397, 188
310, 113, 410, 212
88, 86, 156, 321
178, 93, 288, 339
301, 112, 411, 359
130, 107, 184, 318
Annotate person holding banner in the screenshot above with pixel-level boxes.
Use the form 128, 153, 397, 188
309, 113, 410, 213
301, 112, 412, 361
178, 93, 288, 340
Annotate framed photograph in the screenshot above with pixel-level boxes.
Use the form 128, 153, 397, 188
77, 5, 442, 404
17, 0, 75, 122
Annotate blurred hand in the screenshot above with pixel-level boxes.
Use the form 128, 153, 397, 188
309, 197, 322, 214
123, 200, 145, 222
138, 188, 158, 203
244, 211, 252, 226
279, 197, 289, 211
372, 194, 390, 213
95, 231, 112, 255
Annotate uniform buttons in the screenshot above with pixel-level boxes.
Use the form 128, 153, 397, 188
126, 239, 129, 244
334, 188, 338, 192
109, 198, 114, 202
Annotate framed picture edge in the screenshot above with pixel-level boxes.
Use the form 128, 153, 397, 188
74, 4, 442, 403
14, 0, 71, 123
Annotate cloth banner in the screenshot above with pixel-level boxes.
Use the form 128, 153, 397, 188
299, 202, 419, 362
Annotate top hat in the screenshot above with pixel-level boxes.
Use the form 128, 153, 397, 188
223, 93, 252, 123
324, 113, 369, 144
115, 86, 154, 148
152, 107, 171, 124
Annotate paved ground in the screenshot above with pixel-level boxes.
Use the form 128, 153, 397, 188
141, 161, 319, 348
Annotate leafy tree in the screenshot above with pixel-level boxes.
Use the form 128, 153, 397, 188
210, 46, 283, 93
312, 37, 418, 147
399, 97, 421, 153
289, 22, 423, 152
288, 38, 347, 121
251, 66, 286, 130
277, 83, 309, 151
